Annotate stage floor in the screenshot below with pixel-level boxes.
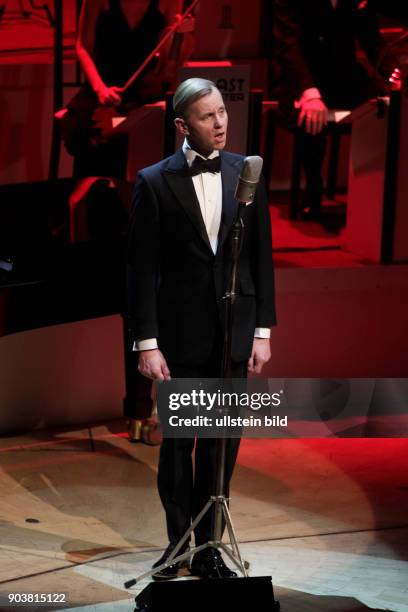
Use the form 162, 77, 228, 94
270, 196, 372, 270
0, 420, 407, 611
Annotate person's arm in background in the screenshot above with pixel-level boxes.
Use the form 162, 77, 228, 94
147, 0, 196, 84
274, 0, 328, 134
354, 0, 401, 90
274, 0, 315, 96
76, 0, 123, 106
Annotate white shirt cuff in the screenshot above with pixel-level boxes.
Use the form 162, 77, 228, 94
254, 328, 271, 339
294, 87, 322, 108
133, 331, 270, 349
132, 338, 158, 351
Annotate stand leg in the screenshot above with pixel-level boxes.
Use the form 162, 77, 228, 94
222, 501, 239, 560
221, 500, 248, 576
128, 547, 196, 586
219, 542, 248, 576
124, 498, 216, 587
213, 444, 228, 542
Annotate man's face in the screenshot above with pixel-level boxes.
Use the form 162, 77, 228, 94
177, 88, 228, 156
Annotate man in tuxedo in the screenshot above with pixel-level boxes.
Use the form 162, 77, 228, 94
127, 78, 276, 579
273, 0, 399, 220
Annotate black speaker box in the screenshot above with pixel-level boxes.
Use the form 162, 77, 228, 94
134, 576, 280, 611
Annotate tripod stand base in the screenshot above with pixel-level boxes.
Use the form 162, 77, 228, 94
134, 575, 280, 612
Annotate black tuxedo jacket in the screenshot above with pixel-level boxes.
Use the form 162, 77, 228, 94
273, 0, 394, 108
127, 149, 276, 366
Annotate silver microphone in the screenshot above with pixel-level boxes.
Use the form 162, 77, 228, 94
234, 156, 264, 205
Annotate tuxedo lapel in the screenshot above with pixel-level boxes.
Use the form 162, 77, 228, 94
217, 152, 242, 252
162, 149, 213, 253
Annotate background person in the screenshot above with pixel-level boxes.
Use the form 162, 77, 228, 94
65, 0, 194, 178
273, 0, 400, 220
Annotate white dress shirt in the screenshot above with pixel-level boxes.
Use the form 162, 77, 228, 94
183, 140, 222, 255
134, 141, 270, 351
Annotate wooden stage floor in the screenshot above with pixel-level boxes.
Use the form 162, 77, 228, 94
0, 421, 407, 611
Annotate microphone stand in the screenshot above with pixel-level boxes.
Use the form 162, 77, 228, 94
212, 201, 247, 569
124, 201, 250, 590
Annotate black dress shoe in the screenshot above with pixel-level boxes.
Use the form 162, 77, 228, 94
191, 548, 237, 579
152, 544, 190, 581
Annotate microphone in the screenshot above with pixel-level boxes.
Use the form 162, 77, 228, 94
235, 156, 263, 205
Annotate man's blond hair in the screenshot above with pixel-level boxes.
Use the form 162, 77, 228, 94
173, 78, 218, 118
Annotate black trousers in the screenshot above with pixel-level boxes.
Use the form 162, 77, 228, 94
157, 340, 247, 547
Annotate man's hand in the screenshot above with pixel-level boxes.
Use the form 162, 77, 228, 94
138, 349, 171, 380
389, 67, 401, 92
96, 85, 122, 106
298, 98, 329, 135
175, 13, 196, 34
247, 338, 271, 375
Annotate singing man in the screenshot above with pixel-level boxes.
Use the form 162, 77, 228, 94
127, 78, 276, 579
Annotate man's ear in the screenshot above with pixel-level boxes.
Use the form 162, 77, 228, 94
174, 117, 189, 136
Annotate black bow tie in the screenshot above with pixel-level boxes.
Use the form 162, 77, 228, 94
189, 156, 221, 177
